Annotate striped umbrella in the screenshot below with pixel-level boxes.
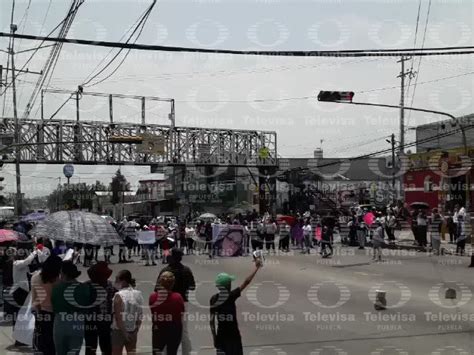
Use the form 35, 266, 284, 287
32, 210, 122, 246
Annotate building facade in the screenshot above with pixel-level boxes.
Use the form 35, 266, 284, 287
404, 115, 474, 212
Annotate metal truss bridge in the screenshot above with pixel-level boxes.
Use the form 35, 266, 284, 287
0, 117, 277, 167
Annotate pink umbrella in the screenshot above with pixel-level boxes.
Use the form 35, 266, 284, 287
0, 229, 19, 243
364, 212, 375, 226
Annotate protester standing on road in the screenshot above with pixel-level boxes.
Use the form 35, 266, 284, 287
278, 220, 291, 252
111, 270, 143, 355
158, 248, 196, 355
384, 210, 397, 244
417, 211, 428, 249
453, 205, 460, 241
150, 271, 185, 355
348, 212, 358, 246
210, 260, 263, 355
356, 216, 367, 250
84, 262, 116, 355
430, 209, 443, 255
31, 255, 62, 355
456, 215, 467, 256
320, 225, 334, 258
302, 219, 312, 254
251, 219, 263, 251
446, 212, 456, 244
372, 219, 384, 262
184, 223, 196, 255
264, 218, 277, 253
52, 261, 90, 355
411, 209, 419, 246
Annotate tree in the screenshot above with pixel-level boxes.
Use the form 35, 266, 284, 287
110, 169, 130, 205
46, 180, 110, 212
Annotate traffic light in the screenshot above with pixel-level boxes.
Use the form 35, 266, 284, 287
317, 91, 354, 103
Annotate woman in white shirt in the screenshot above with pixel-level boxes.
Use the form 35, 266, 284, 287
111, 270, 144, 355
302, 219, 312, 254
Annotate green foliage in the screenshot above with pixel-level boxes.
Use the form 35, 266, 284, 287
46, 180, 110, 212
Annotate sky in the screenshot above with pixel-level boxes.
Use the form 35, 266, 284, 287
0, 0, 473, 197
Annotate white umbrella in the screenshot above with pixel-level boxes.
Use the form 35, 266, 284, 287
199, 213, 217, 220
33, 210, 122, 246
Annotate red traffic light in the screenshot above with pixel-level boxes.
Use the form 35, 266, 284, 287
317, 91, 354, 103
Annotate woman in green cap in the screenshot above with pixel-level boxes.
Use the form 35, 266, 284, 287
209, 260, 262, 355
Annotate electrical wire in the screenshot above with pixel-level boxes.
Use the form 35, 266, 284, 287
84, 57, 389, 84
407, 0, 433, 119
24, 0, 85, 118
0, 1, 84, 97
2, 32, 474, 57
39, 0, 53, 36
405, 0, 423, 101
16, 0, 32, 51
81, 1, 156, 86
358, 70, 474, 94
325, 134, 392, 155
279, 123, 474, 175
82, 0, 157, 88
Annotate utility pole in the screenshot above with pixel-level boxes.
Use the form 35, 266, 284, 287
390, 133, 396, 199
9, 0, 22, 216
397, 56, 415, 203
397, 56, 415, 154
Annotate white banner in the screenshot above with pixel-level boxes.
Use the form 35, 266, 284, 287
138, 231, 156, 245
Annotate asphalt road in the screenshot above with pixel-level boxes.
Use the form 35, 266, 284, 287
2, 245, 474, 354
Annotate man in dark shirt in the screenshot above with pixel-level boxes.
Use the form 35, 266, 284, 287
210, 261, 262, 355
158, 248, 195, 355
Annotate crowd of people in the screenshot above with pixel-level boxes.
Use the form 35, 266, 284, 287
0, 202, 470, 354
45, 203, 469, 268
409, 204, 468, 255
1, 240, 263, 355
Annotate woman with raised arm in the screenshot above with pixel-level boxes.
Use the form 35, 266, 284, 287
209, 259, 262, 355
